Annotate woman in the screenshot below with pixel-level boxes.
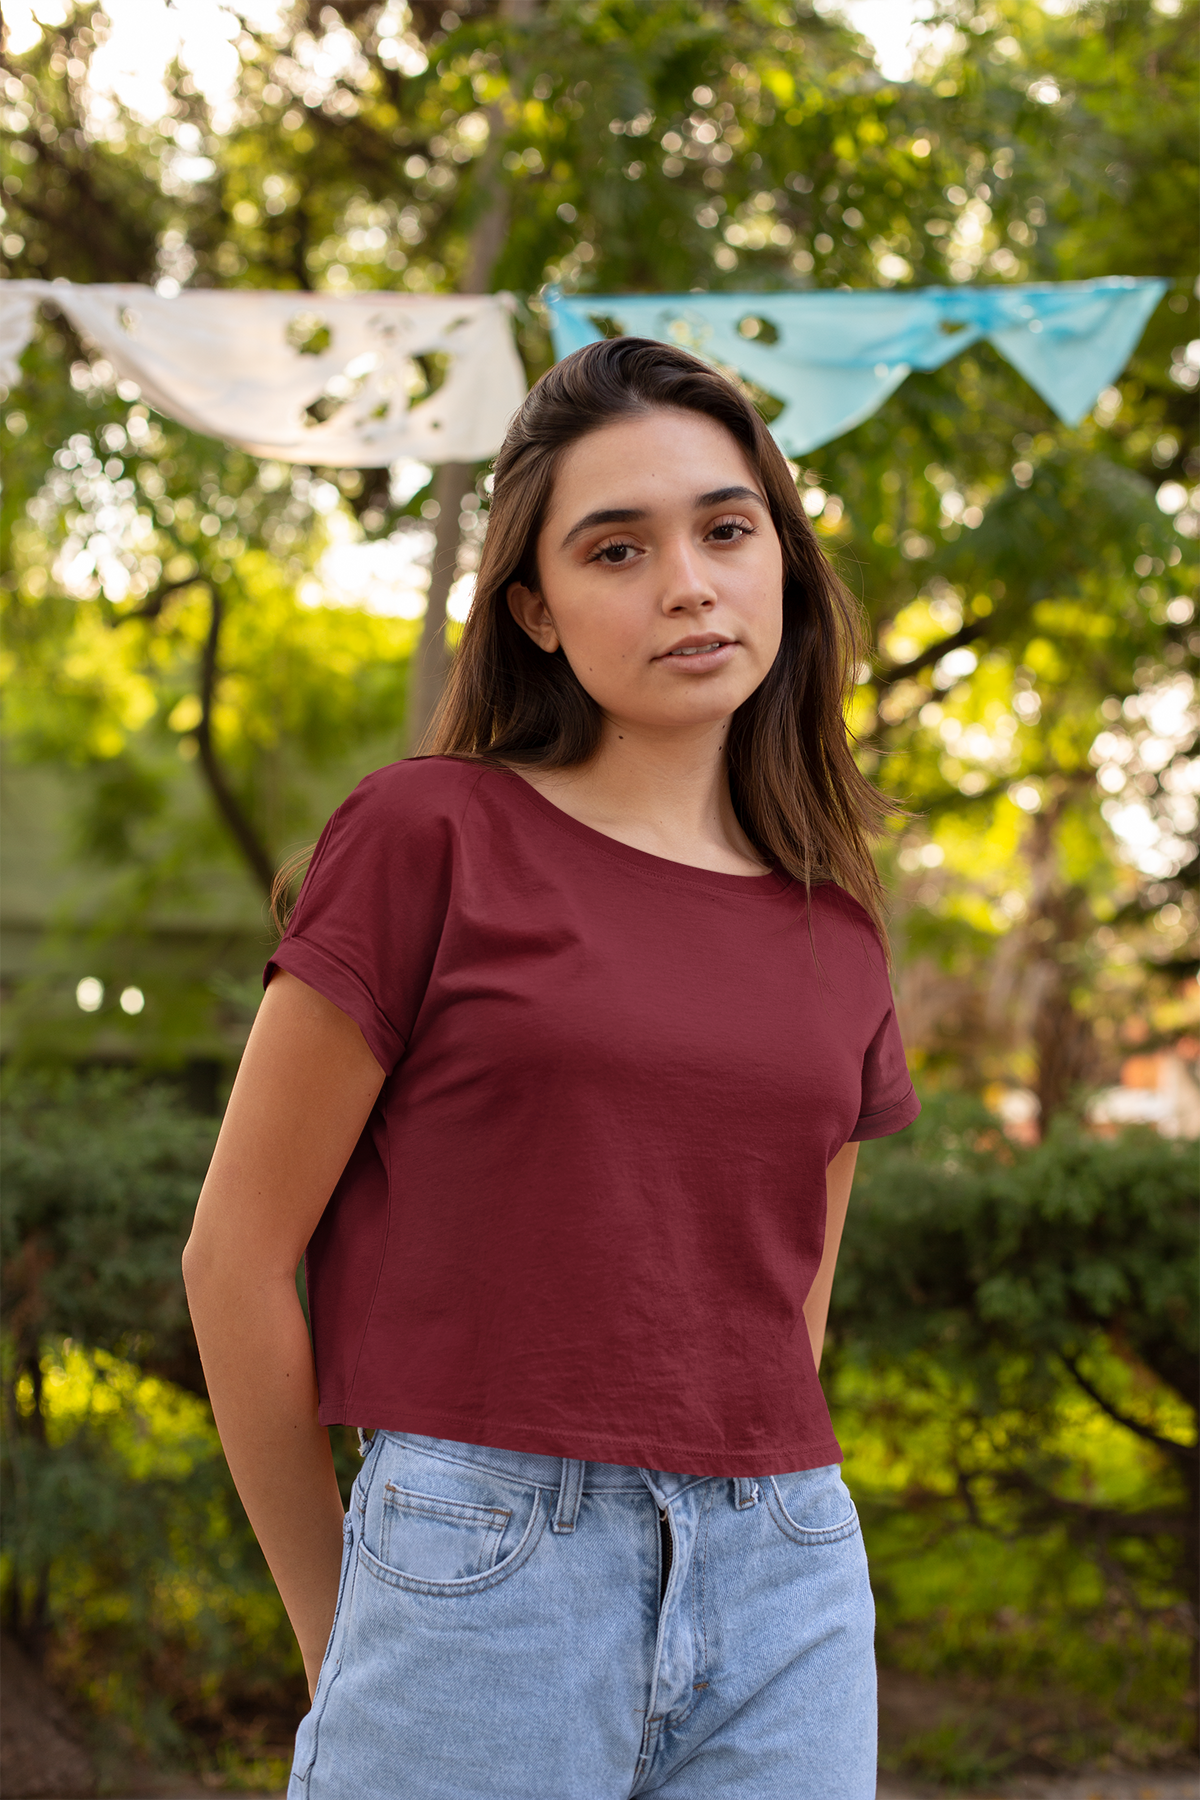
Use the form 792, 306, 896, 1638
183, 337, 919, 1800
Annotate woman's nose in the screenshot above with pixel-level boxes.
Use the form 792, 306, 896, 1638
659, 537, 718, 611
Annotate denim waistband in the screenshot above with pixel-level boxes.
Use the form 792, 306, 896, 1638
374, 1429, 755, 1507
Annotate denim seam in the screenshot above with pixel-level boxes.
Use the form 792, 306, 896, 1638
380, 1439, 552, 1495
383, 1484, 512, 1525
296, 1511, 356, 1789
698, 1482, 712, 1684
356, 1488, 549, 1597
669, 1485, 711, 1728
764, 1477, 861, 1545
640, 1472, 711, 1504
354, 1430, 384, 1519
635, 1493, 670, 1773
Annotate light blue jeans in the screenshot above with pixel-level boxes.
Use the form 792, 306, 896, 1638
288, 1430, 876, 1799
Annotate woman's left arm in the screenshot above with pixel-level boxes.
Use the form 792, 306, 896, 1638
802, 1141, 859, 1374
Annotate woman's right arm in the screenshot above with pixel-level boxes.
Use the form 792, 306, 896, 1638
182, 970, 385, 1696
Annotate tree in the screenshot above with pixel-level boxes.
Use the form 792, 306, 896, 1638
1, 0, 1197, 1103
1, 4, 1197, 1764
0, 0, 913, 1045
822, 0, 1200, 1125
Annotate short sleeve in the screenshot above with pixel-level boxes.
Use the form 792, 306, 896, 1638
265, 759, 482, 1075
849, 1000, 920, 1142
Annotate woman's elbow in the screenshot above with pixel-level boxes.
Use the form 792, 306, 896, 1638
181, 1220, 228, 1307
182, 1218, 302, 1314
181, 1230, 209, 1305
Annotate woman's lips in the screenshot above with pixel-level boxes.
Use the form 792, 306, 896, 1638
655, 641, 736, 668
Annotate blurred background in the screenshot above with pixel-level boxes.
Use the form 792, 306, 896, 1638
1, 0, 1197, 1792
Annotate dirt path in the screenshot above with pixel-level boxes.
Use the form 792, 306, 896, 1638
879, 1778, 1197, 1799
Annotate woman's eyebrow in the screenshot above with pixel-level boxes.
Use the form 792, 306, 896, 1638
697, 484, 767, 510
560, 507, 645, 549
559, 486, 767, 550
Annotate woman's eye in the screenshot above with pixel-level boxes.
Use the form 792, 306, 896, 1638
708, 520, 753, 542
593, 541, 638, 565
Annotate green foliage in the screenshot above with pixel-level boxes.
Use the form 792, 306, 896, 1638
834, 1094, 1197, 1389
3, 0, 1196, 1096
1, 1070, 216, 1395
0, 0, 1197, 1776
839, 1351, 1196, 1773
827, 1092, 1198, 1758
0, 1072, 286, 1766
2, 1341, 303, 1778
4, 0, 1197, 1447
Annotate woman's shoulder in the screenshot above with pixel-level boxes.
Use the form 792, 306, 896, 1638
808, 880, 890, 961
305, 752, 496, 885
338, 755, 491, 823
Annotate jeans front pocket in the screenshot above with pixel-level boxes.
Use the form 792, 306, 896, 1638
359, 1438, 548, 1597
380, 1484, 512, 1580
763, 1464, 861, 1547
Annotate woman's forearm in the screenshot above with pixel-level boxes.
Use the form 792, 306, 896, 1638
803, 1141, 859, 1373
181, 971, 386, 1692
184, 1247, 346, 1693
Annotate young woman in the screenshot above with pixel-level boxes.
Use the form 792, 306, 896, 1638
183, 337, 919, 1800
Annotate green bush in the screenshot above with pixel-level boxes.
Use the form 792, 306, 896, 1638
828, 1094, 1198, 1768
0, 1072, 304, 1776
3, 1075, 1195, 1780
2, 1068, 216, 1399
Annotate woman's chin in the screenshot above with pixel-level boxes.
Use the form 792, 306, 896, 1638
601, 699, 749, 739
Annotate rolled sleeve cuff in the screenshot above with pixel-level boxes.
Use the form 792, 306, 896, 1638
265, 936, 404, 1076
850, 1085, 921, 1142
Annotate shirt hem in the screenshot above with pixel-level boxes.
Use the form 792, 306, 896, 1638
266, 936, 404, 1075
850, 1085, 921, 1141
316, 1398, 843, 1479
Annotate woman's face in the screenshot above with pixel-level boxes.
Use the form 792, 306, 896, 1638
507, 407, 785, 735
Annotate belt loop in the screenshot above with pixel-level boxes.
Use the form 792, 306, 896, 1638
553, 1458, 585, 1533
734, 1477, 760, 1509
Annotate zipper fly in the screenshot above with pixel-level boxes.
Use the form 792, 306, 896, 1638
659, 1506, 673, 1602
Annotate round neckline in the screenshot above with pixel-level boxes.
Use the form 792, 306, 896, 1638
477, 761, 791, 898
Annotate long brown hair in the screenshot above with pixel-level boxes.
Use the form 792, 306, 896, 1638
427, 335, 895, 937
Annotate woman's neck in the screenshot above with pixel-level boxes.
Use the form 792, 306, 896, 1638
510, 716, 769, 877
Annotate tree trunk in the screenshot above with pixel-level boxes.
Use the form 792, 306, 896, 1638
403, 0, 534, 754
1023, 803, 1096, 1129
1180, 1461, 1200, 1756
193, 585, 277, 896
406, 461, 471, 754
3, 1325, 52, 1655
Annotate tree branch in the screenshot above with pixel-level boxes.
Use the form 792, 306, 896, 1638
113, 575, 202, 623
1061, 1354, 1199, 1462
873, 619, 988, 690
996, 1471, 1191, 1541
191, 585, 277, 898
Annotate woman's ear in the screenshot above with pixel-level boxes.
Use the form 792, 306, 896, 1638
507, 582, 561, 654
